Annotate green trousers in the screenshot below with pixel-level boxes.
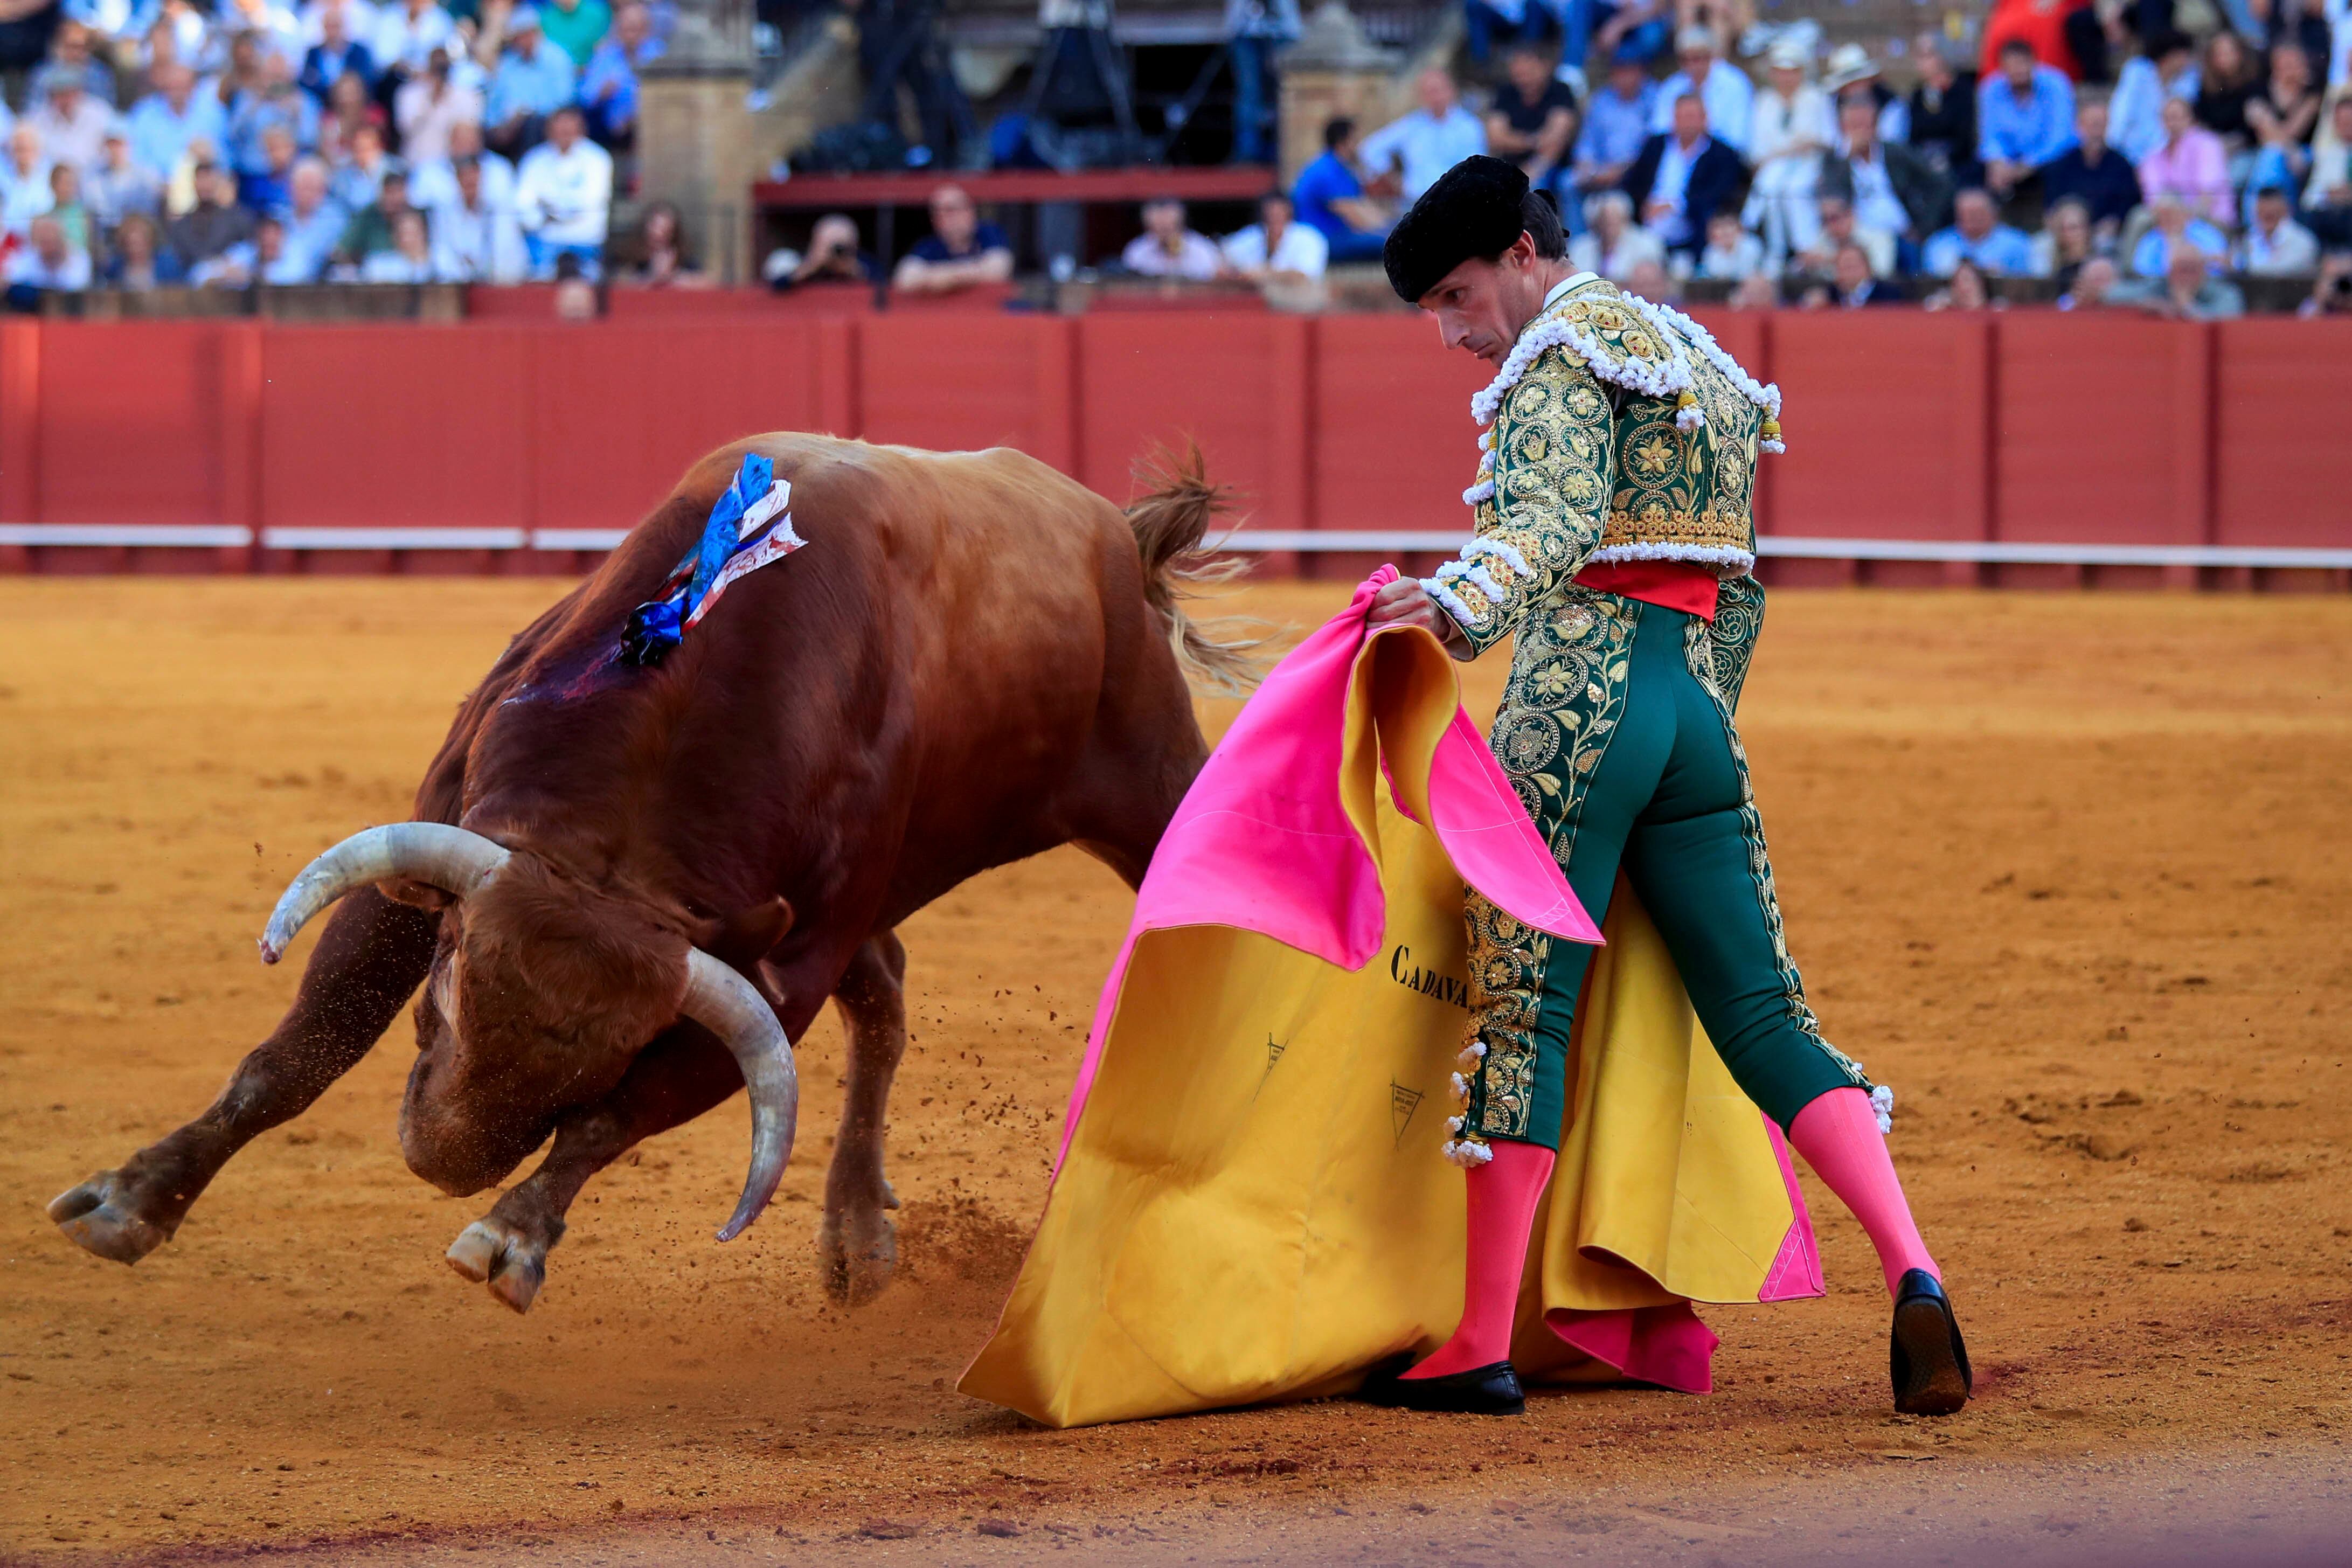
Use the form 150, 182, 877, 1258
1463, 598, 1865, 1146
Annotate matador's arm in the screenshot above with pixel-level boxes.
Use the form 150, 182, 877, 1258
1420, 349, 1617, 656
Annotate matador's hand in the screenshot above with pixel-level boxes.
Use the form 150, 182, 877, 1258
1366, 576, 1473, 660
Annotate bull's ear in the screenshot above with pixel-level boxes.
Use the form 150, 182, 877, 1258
379, 878, 457, 912
693, 897, 795, 969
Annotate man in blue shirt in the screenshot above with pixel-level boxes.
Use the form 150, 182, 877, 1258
1292, 116, 1391, 262
1976, 38, 2075, 201
1358, 68, 1488, 204
126, 61, 230, 181
1570, 49, 1653, 228
1922, 185, 2037, 276
580, 0, 661, 148
487, 7, 579, 159
1648, 26, 1752, 156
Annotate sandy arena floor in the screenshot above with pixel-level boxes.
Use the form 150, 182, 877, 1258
2, 579, 2349, 1565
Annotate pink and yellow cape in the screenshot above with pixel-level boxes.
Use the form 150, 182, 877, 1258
961, 570, 1822, 1428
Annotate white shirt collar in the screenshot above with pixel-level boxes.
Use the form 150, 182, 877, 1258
1543, 271, 1597, 308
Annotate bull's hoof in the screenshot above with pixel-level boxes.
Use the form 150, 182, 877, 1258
48, 1172, 170, 1265
445, 1218, 546, 1314
819, 1205, 898, 1307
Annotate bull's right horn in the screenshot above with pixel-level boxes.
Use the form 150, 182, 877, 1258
678, 949, 799, 1244
259, 822, 511, 964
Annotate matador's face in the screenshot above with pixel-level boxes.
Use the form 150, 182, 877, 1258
1418, 236, 1550, 365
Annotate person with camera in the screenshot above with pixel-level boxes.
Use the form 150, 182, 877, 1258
769, 212, 881, 291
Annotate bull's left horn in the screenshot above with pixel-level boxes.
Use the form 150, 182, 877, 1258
260, 823, 511, 963
678, 948, 800, 1242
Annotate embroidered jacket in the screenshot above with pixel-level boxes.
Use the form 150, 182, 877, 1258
1425, 276, 1784, 655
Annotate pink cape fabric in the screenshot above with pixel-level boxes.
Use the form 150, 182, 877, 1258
1054, 568, 1789, 1394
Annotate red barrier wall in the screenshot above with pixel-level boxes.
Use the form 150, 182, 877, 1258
3, 310, 2348, 574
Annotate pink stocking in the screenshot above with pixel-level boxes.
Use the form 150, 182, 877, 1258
1403, 1139, 1556, 1379
1788, 1087, 1939, 1296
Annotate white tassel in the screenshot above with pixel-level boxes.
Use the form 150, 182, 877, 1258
1455, 1042, 1487, 1072
1442, 1138, 1495, 1168
1462, 478, 1497, 506
1870, 1084, 1895, 1135
1446, 1114, 1466, 1134
1449, 1072, 1471, 1100
1759, 439, 1786, 455
1674, 405, 1706, 433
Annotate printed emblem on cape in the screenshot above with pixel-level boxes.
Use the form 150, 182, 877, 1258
1254, 1034, 1286, 1099
1389, 1081, 1424, 1147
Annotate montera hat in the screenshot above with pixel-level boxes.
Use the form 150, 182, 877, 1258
1383, 155, 1530, 304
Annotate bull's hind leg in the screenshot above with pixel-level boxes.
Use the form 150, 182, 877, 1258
818, 931, 907, 1306
49, 889, 438, 1264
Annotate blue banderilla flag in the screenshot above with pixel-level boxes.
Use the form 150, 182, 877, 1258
620, 452, 804, 667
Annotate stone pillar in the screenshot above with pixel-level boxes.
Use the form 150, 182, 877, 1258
639, 0, 760, 285
1274, 1, 1401, 184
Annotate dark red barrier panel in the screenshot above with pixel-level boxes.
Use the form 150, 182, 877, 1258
259, 326, 534, 535
1765, 311, 1990, 541
530, 321, 832, 534
38, 320, 236, 526
1074, 313, 1306, 529
1996, 314, 2209, 546
858, 314, 1074, 468
2213, 317, 2352, 549
1313, 314, 1490, 536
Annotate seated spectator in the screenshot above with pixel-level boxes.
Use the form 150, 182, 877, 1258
2239, 182, 2319, 273
1818, 92, 1949, 258
613, 198, 706, 286
408, 117, 515, 213
5, 213, 92, 299
228, 56, 318, 184
372, 0, 455, 86
1923, 185, 2036, 276
359, 205, 444, 279
2059, 254, 2119, 308
165, 161, 256, 272
2243, 41, 2321, 194
2129, 192, 2229, 276
218, 0, 303, 66
1, 125, 55, 238
2108, 29, 2198, 166
1687, 205, 1763, 279
1820, 43, 1909, 148
220, 213, 324, 283
1219, 189, 1328, 282
300, 2, 377, 100
1822, 238, 1905, 305
2306, 88, 2352, 248
539, 0, 607, 69
1569, 188, 1666, 279
1463, 0, 1543, 67
395, 48, 484, 164
46, 162, 89, 249
2035, 195, 2097, 290
429, 154, 528, 281
128, 60, 229, 181
1976, 37, 2076, 202
279, 156, 345, 276
44, 18, 116, 107
1743, 38, 1829, 257
240, 121, 300, 213
1359, 68, 1487, 205
105, 210, 178, 287
1293, 117, 1389, 263
2039, 94, 2141, 236
319, 69, 386, 164
1905, 30, 1979, 181
1791, 193, 1895, 280
1621, 91, 1747, 258
1924, 255, 1993, 309
2138, 100, 2233, 228
1572, 48, 1656, 211
1650, 26, 1753, 155
892, 182, 1011, 294
485, 5, 575, 159
579, 1, 659, 149
1977, 0, 2076, 80
328, 120, 399, 212
1485, 42, 1579, 196
1588, 0, 1671, 70
2193, 31, 2258, 147
768, 212, 879, 291
85, 123, 162, 228
1622, 253, 1674, 299
2115, 242, 2245, 317
513, 102, 608, 277
1725, 269, 1780, 309
2298, 252, 2352, 316
29, 64, 109, 176
332, 162, 414, 262
1120, 197, 1220, 279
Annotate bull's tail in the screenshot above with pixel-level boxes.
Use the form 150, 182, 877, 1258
1124, 443, 1271, 697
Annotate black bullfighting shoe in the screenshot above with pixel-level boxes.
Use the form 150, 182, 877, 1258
1890, 1268, 1972, 1416
1357, 1359, 1527, 1416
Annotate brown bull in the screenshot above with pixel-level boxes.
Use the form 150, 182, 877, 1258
48, 434, 1247, 1312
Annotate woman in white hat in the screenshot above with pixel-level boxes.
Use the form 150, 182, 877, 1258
1744, 37, 1832, 258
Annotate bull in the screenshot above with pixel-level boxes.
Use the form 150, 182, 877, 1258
48, 434, 1249, 1311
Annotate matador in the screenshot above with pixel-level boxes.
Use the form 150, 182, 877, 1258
1357, 156, 1972, 1419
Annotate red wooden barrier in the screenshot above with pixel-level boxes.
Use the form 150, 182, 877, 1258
3, 310, 2347, 577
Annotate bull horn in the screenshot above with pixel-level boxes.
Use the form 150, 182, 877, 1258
678, 949, 799, 1242
259, 823, 511, 964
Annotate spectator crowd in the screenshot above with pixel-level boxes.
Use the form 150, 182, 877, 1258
0, 0, 679, 301
1270, 1, 2352, 316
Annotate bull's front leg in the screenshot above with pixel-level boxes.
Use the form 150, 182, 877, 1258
819, 931, 907, 1306
48, 888, 437, 1264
